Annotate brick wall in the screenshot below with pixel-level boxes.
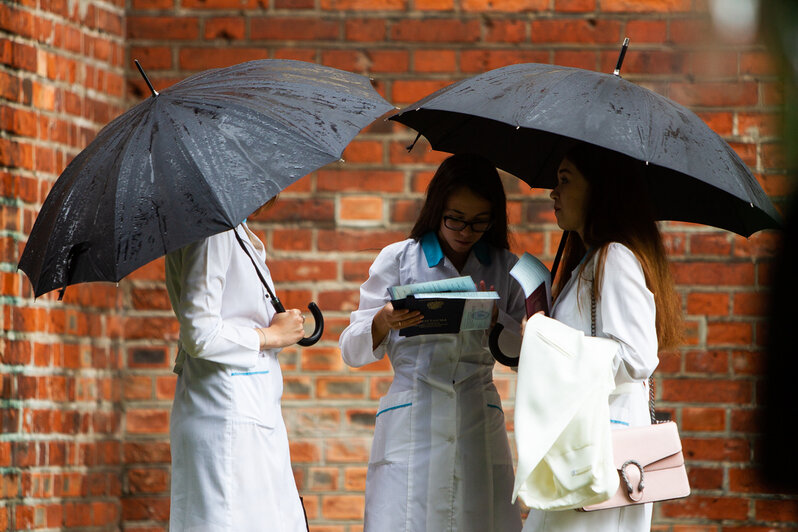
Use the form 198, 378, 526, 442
1, 0, 127, 529
4, 0, 796, 530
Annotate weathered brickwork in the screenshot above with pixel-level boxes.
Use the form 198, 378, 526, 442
2, 0, 795, 530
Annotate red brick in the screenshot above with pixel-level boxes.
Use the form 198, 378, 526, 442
732, 292, 767, 316
660, 496, 749, 520
178, 47, 269, 70
126, 17, 199, 40
121, 497, 170, 521
754, 499, 798, 522
484, 19, 526, 43
602, 0, 691, 12
682, 407, 726, 431
289, 440, 321, 463
301, 347, 344, 371
204, 17, 246, 40
554, 0, 595, 12
344, 18, 386, 41
531, 19, 621, 44
344, 467, 367, 491
325, 438, 370, 462
706, 321, 753, 346
269, 260, 338, 282
390, 19, 480, 43
669, 82, 759, 108
463, 0, 547, 10
341, 140, 384, 164
321, 0, 404, 8
125, 409, 169, 434
740, 51, 779, 77
251, 17, 339, 41
339, 196, 383, 222
316, 230, 406, 252
461, 49, 549, 72
317, 376, 365, 399
671, 262, 755, 286
687, 466, 724, 490
273, 228, 312, 251
663, 378, 752, 404
127, 468, 169, 494
415, 0, 453, 9
257, 198, 334, 223
322, 495, 364, 520
686, 293, 729, 316
391, 79, 451, 105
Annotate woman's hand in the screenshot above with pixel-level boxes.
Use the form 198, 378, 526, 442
371, 301, 423, 349
376, 301, 423, 331
257, 309, 306, 349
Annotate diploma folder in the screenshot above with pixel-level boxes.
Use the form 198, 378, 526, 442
390, 276, 500, 337
509, 252, 552, 317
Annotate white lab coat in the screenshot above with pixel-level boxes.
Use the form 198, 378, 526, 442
339, 234, 526, 532
165, 224, 305, 532
523, 242, 659, 532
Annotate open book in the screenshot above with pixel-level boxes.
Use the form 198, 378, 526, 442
510, 253, 552, 317
390, 276, 499, 337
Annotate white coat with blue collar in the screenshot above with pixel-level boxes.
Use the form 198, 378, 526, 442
165, 223, 306, 532
339, 233, 526, 532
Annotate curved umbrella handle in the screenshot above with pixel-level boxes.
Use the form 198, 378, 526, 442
297, 302, 324, 346
488, 323, 519, 367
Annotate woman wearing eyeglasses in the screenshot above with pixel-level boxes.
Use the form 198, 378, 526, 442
339, 153, 526, 532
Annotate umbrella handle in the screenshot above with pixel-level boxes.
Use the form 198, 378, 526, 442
297, 302, 324, 346
488, 323, 519, 367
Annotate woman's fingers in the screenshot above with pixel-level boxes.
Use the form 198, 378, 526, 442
390, 309, 423, 329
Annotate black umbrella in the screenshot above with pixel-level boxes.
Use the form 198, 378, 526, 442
390, 53, 780, 238
18, 59, 393, 346
389, 44, 781, 364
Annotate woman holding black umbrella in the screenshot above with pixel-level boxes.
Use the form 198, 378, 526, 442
165, 197, 309, 532
339, 153, 526, 532
522, 142, 682, 532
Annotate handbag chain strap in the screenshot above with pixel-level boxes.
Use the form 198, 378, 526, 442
591, 285, 657, 425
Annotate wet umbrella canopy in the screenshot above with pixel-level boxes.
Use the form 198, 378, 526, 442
390, 61, 780, 237
19, 59, 393, 299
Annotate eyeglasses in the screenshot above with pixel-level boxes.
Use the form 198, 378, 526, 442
443, 216, 493, 233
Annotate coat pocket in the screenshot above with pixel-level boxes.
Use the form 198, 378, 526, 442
369, 390, 414, 465
230, 367, 278, 428
484, 389, 514, 466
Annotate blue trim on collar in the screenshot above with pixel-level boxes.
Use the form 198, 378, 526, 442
421, 232, 444, 267
420, 232, 492, 268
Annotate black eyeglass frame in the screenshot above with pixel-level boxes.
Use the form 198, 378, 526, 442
442, 215, 493, 233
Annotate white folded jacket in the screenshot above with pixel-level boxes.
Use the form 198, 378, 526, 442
512, 314, 620, 510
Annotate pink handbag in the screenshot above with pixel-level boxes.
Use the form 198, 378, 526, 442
580, 421, 690, 510
581, 288, 691, 511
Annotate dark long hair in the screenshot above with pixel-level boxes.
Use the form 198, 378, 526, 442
553, 142, 683, 350
409, 153, 509, 250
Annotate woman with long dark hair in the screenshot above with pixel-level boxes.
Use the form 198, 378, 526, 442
339, 153, 526, 532
523, 142, 682, 532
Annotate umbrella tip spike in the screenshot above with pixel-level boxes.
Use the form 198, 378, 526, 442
134, 59, 159, 97
613, 37, 631, 77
